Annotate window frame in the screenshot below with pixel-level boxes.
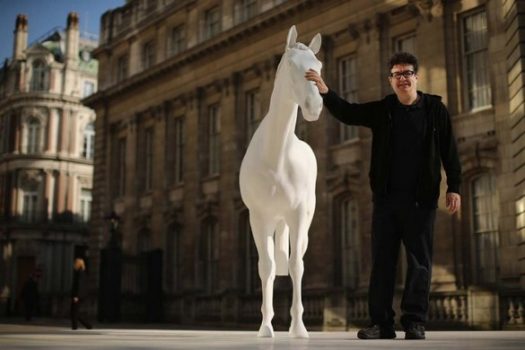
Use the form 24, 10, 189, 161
203, 6, 221, 40
460, 7, 492, 112
470, 173, 500, 285
82, 123, 95, 160
337, 55, 358, 143
169, 25, 186, 56
27, 118, 41, 154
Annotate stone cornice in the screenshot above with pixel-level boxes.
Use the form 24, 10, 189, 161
0, 92, 93, 112
85, 0, 319, 107
0, 153, 94, 169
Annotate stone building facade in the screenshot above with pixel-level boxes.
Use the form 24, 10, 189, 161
0, 13, 97, 316
86, 0, 525, 329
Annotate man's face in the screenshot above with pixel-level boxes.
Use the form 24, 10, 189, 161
389, 64, 418, 97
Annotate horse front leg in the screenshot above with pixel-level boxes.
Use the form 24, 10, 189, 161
287, 207, 312, 339
250, 212, 277, 337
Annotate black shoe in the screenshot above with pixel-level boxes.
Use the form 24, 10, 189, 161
357, 324, 396, 339
405, 323, 425, 340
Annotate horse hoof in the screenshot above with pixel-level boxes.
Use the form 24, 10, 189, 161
289, 322, 309, 339
258, 324, 275, 338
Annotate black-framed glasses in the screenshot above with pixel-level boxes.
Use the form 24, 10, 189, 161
389, 70, 415, 79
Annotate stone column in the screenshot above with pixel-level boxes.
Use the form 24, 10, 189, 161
504, 0, 525, 288
59, 109, 70, 156
67, 174, 76, 217
69, 110, 78, 156
46, 108, 58, 153
44, 170, 55, 221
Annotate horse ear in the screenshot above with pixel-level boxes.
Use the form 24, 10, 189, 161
308, 33, 322, 54
286, 25, 297, 50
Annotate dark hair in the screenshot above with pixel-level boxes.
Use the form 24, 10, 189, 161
388, 52, 419, 73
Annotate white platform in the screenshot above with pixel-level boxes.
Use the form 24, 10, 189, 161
1, 323, 525, 350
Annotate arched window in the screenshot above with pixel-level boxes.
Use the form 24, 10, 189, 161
336, 196, 360, 289
199, 218, 219, 293
22, 189, 39, 222
27, 118, 41, 154
471, 173, 499, 284
82, 123, 95, 160
31, 60, 47, 91
239, 211, 258, 294
166, 223, 182, 292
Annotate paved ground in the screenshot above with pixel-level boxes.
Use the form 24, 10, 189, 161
1, 321, 524, 350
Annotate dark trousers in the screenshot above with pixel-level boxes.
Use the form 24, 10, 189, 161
368, 195, 436, 328
71, 300, 92, 329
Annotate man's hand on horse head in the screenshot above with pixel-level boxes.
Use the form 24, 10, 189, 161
305, 69, 328, 94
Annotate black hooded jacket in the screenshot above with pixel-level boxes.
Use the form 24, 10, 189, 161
322, 89, 462, 208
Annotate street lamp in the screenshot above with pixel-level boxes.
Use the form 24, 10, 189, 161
104, 211, 121, 248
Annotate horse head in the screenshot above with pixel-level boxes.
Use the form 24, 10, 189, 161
283, 25, 323, 122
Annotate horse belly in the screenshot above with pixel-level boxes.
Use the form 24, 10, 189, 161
240, 167, 305, 212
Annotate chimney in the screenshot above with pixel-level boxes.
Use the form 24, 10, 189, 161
65, 12, 79, 64
13, 14, 28, 60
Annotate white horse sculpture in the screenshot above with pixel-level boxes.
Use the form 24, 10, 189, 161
239, 25, 322, 339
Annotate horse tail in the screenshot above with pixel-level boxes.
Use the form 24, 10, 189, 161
275, 220, 289, 276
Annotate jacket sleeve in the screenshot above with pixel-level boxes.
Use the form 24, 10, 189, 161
439, 104, 462, 194
321, 89, 382, 128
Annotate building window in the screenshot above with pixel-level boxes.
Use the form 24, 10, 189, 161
240, 211, 258, 294
173, 118, 184, 184
338, 56, 358, 142
169, 25, 186, 56
145, 0, 157, 12
166, 116, 185, 185
117, 54, 129, 82
207, 105, 221, 176
142, 41, 156, 69
31, 60, 47, 91
83, 81, 95, 97
245, 90, 260, 146
144, 128, 154, 191
471, 174, 499, 284
338, 197, 359, 288
27, 118, 41, 154
114, 137, 126, 197
22, 190, 39, 223
394, 32, 416, 54
200, 219, 219, 292
82, 123, 95, 160
234, 0, 258, 24
79, 189, 92, 222
166, 223, 182, 292
462, 9, 491, 110
203, 6, 221, 40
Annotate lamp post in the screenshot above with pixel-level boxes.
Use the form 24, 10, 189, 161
105, 211, 121, 249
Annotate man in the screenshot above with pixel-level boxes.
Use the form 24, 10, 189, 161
71, 257, 92, 330
21, 273, 39, 321
305, 52, 461, 340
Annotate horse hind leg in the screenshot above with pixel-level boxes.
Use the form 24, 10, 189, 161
250, 212, 277, 338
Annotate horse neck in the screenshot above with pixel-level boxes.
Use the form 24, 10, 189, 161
262, 68, 298, 170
